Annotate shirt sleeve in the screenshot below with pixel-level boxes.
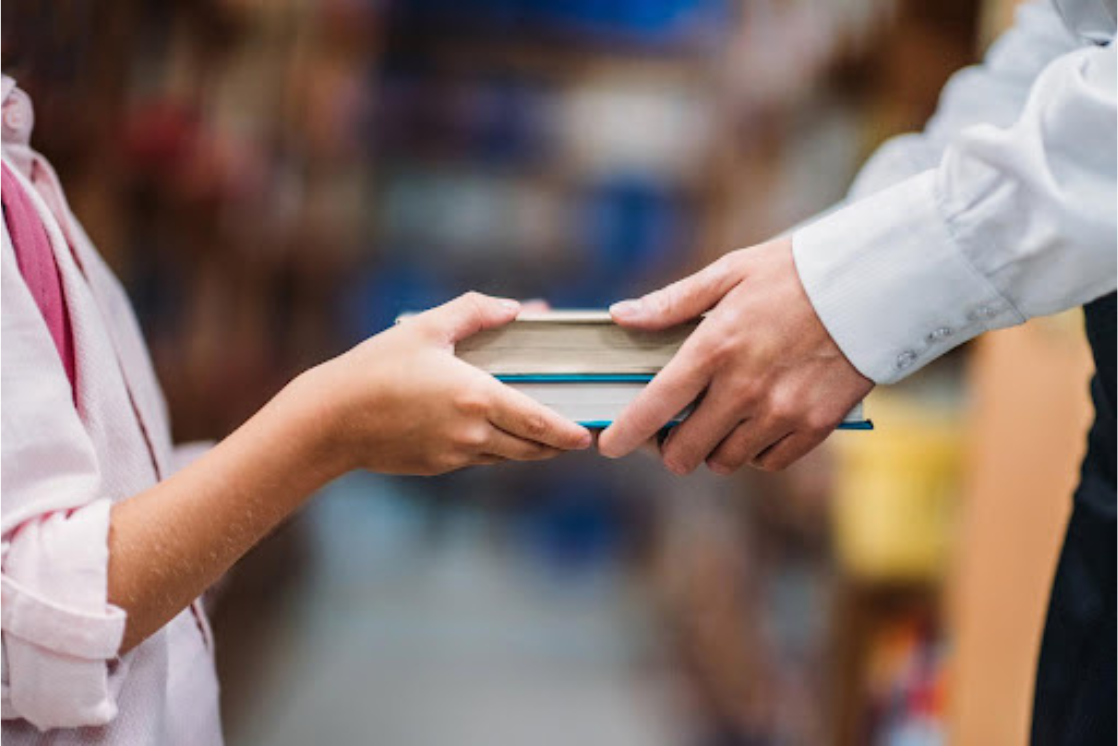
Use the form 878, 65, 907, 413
847, 0, 1084, 201
1, 224, 127, 730
791, 38, 1117, 384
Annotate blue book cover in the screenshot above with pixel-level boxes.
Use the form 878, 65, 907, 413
495, 373, 873, 430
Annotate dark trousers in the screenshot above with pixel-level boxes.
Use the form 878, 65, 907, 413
1031, 294, 1116, 746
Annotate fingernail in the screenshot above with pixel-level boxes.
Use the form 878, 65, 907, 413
609, 299, 643, 319
499, 299, 520, 312
575, 430, 592, 449
708, 461, 731, 475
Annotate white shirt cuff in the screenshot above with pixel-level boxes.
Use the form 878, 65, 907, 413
791, 170, 1025, 384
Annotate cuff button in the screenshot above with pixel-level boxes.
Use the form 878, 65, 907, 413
926, 326, 953, 343
895, 350, 918, 370
968, 305, 999, 321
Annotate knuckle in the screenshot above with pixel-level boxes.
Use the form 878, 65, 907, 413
454, 425, 488, 450
459, 291, 486, 317
725, 376, 759, 408
701, 339, 727, 367
453, 384, 490, 416
706, 255, 732, 281
521, 411, 549, 440
709, 301, 744, 332
644, 292, 665, 318
765, 389, 797, 425
693, 333, 731, 367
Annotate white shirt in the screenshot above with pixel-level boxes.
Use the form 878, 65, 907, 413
792, 0, 1117, 384
1, 77, 223, 744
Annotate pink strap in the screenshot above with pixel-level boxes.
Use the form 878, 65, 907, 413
3, 162, 77, 393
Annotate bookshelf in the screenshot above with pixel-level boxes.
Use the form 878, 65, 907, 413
4, 2, 1050, 744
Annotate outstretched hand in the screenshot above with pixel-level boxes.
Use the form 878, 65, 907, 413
316, 292, 591, 476
598, 237, 873, 474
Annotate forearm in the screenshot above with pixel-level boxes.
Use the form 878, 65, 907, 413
107, 365, 349, 652
104, 293, 592, 653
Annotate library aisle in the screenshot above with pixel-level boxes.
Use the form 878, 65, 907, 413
3, 0, 1107, 744
214, 473, 694, 746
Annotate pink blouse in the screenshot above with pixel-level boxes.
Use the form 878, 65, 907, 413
1, 76, 223, 744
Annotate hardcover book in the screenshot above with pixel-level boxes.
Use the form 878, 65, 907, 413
404, 310, 872, 429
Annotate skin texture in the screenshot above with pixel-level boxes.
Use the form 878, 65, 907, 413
598, 237, 874, 474
108, 293, 591, 652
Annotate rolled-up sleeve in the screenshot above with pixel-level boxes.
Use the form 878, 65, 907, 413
1, 225, 127, 730
2, 503, 127, 729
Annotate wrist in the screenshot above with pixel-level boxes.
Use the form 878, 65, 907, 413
791, 171, 1015, 384
275, 362, 357, 482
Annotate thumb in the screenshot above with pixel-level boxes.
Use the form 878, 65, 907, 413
609, 256, 740, 330
418, 292, 520, 344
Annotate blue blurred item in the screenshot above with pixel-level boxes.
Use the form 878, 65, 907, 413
388, 0, 731, 48
514, 473, 630, 575
549, 176, 685, 307
580, 176, 680, 273
339, 260, 452, 341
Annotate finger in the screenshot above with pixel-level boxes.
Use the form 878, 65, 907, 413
659, 384, 749, 475
471, 454, 507, 467
751, 428, 831, 472
485, 428, 564, 461
486, 382, 592, 451
609, 256, 740, 331
706, 419, 792, 475
518, 298, 550, 314
598, 352, 707, 459
416, 292, 520, 345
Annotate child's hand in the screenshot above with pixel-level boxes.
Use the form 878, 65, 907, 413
107, 292, 589, 652
306, 292, 592, 476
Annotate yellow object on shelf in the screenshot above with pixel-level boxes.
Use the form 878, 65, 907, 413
831, 391, 966, 583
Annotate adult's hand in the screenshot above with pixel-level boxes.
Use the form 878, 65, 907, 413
598, 237, 873, 473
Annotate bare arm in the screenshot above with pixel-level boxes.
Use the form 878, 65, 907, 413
108, 293, 591, 652
108, 370, 339, 652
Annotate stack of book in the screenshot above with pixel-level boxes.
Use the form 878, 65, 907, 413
455, 310, 871, 430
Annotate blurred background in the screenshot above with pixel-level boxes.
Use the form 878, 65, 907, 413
1, 1, 1098, 744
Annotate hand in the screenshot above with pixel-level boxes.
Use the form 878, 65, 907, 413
598, 237, 873, 474
307, 292, 592, 476
108, 292, 589, 653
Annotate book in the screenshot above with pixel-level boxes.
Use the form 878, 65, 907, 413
400, 309, 871, 429
455, 310, 698, 375
499, 374, 869, 430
